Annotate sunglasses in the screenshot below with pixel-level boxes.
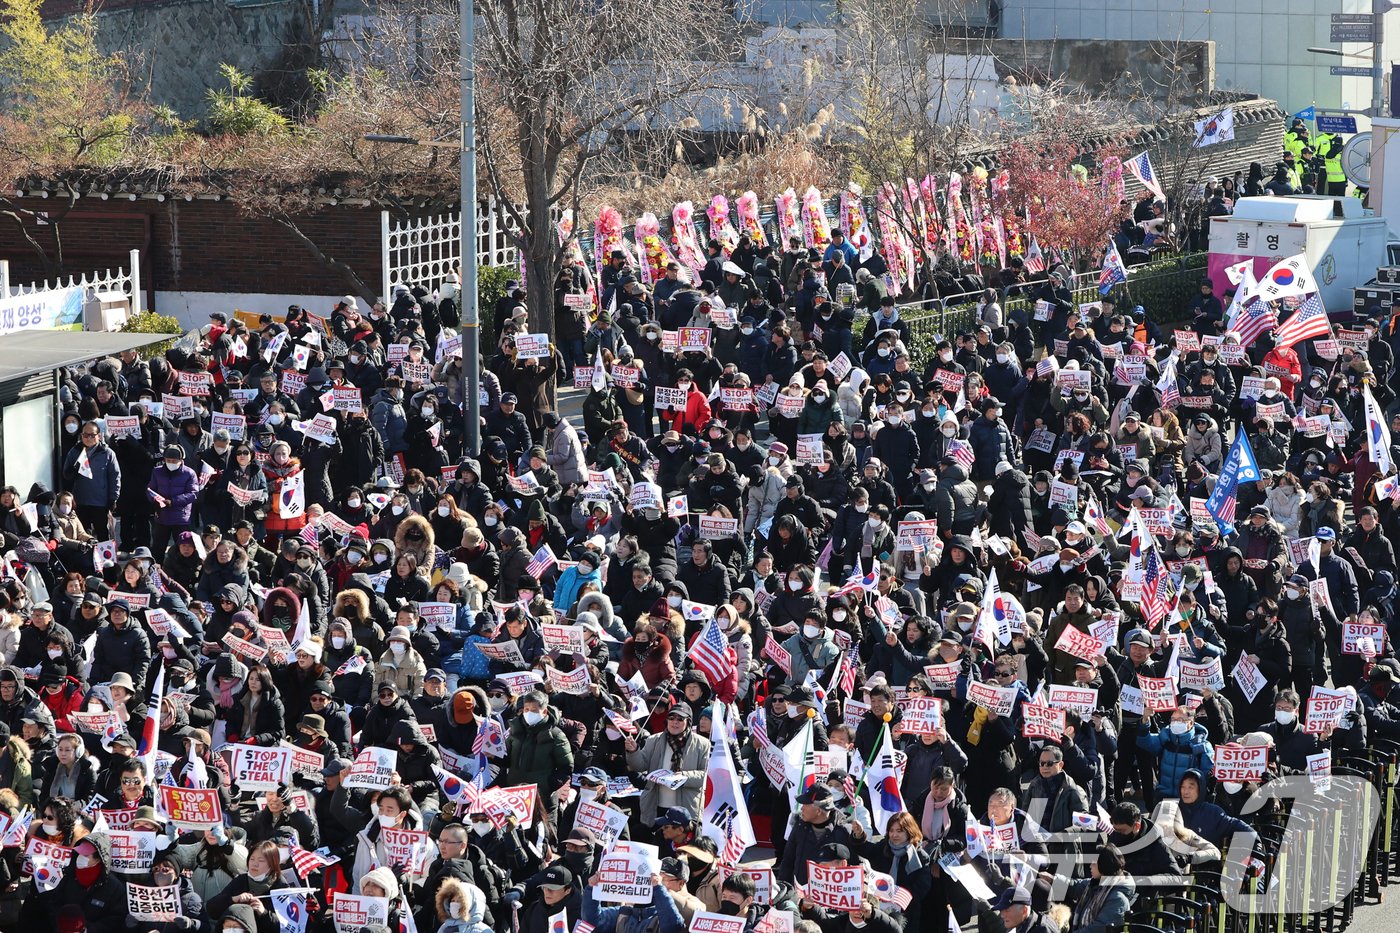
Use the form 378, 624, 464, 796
122, 777, 144, 786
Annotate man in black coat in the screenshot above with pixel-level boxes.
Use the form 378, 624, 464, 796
988, 462, 1033, 544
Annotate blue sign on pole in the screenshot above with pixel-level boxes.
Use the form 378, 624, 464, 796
1317, 115, 1359, 133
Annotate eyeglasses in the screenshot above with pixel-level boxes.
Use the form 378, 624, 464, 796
1038, 760, 1059, 769
122, 777, 144, 786
81, 432, 99, 438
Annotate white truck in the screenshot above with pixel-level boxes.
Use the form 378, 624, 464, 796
1206, 195, 1396, 317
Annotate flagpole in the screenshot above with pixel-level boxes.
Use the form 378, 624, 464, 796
851, 719, 890, 803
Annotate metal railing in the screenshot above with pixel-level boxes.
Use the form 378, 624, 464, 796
0, 248, 143, 309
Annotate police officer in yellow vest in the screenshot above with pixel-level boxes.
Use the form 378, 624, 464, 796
1280, 150, 1304, 191
1285, 118, 1310, 160
1315, 131, 1348, 195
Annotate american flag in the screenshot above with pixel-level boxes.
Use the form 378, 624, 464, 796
690, 616, 735, 686
1098, 242, 1128, 296
472, 716, 506, 757
1023, 237, 1045, 274
836, 648, 859, 696
1140, 546, 1173, 629
836, 565, 879, 598
1228, 297, 1279, 349
525, 544, 557, 578
1124, 151, 1166, 203
574, 923, 596, 933
289, 844, 339, 879
1274, 295, 1331, 349
947, 439, 975, 470
604, 708, 638, 735
299, 521, 319, 545
1156, 357, 1179, 409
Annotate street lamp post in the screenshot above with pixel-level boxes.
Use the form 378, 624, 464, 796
365, 0, 480, 456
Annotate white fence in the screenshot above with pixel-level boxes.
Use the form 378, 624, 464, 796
380, 198, 518, 302
0, 248, 143, 309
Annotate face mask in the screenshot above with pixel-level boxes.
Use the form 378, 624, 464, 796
471, 822, 491, 836
1058, 561, 1072, 572
489, 696, 507, 712
941, 425, 956, 437
647, 332, 660, 342
939, 351, 952, 362
450, 903, 463, 919
42, 821, 58, 835
789, 579, 803, 592
719, 903, 744, 917
812, 394, 827, 404
643, 508, 661, 520
854, 503, 868, 513
667, 595, 682, 608
1170, 721, 1189, 735
48, 648, 62, 660
677, 382, 692, 391
1286, 588, 1301, 600
346, 549, 364, 564
423, 406, 436, 418
768, 456, 780, 466
523, 710, 544, 726
1073, 392, 1088, 402
330, 635, 347, 651
57, 504, 71, 516
867, 517, 881, 529
378, 813, 398, 828
803, 623, 821, 638
165, 462, 181, 472
741, 326, 754, 335
390, 643, 406, 658
832, 609, 847, 622
1275, 709, 1296, 725
268, 414, 284, 425
65, 422, 79, 434
1223, 781, 1243, 794
996, 353, 1009, 364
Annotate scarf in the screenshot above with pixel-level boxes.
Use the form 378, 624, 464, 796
217, 680, 235, 708
51, 760, 79, 799
921, 792, 954, 841
666, 727, 692, 768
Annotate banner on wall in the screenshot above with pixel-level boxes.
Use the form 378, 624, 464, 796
0, 287, 85, 336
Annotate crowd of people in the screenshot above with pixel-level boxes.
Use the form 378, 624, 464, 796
0, 157, 1395, 933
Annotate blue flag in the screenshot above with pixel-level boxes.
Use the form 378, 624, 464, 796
1205, 431, 1262, 536
1293, 106, 1316, 121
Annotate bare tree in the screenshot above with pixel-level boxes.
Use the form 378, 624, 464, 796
353, 0, 749, 335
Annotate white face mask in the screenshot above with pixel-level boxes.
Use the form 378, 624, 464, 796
1223, 781, 1243, 794
378, 813, 398, 828
741, 327, 754, 335
803, 623, 821, 638
578, 787, 599, 806
788, 579, 803, 592
423, 406, 436, 418
939, 351, 953, 362
1058, 561, 1072, 572
867, 517, 881, 529
786, 705, 801, 718
65, 423, 79, 434
437, 506, 450, 517
450, 903, 463, 919
1170, 721, 1190, 735
854, 503, 868, 513
489, 697, 507, 712
471, 822, 491, 836
42, 821, 58, 835
1275, 709, 1296, 725
523, 710, 544, 726
831, 609, 847, 622
57, 504, 71, 515
391, 642, 406, 657
347, 498, 361, 509
996, 353, 1009, 364
667, 594, 684, 608
484, 515, 498, 526
941, 426, 956, 437
48, 648, 62, 660
332, 636, 346, 649
346, 550, 363, 564
393, 505, 406, 516
165, 461, 181, 472
768, 456, 780, 466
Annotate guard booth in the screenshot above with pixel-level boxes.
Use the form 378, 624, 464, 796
0, 331, 170, 494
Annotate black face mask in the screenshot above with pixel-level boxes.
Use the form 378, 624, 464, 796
718, 902, 744, 916
565, 851, 592, 876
